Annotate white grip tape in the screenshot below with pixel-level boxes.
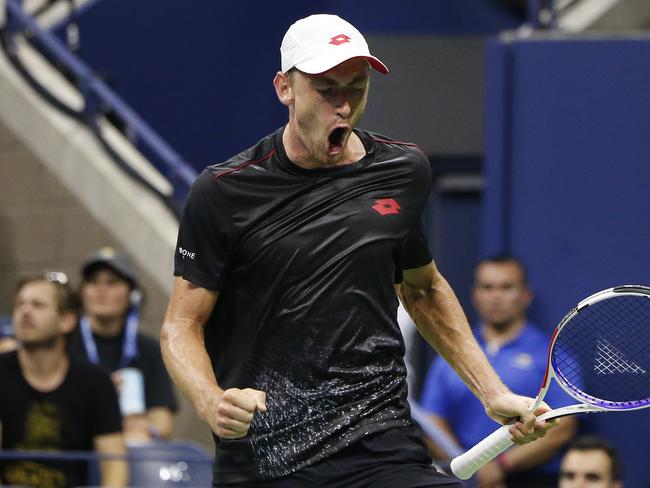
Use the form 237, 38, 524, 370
450, 424, 514, 480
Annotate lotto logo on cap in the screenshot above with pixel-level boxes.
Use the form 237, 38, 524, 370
281, 14, 388, 75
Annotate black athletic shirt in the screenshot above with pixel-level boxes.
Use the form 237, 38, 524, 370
174, 127, 433, 483
0, 351, 122, 488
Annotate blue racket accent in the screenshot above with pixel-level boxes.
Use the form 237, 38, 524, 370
552, 291, 650, 410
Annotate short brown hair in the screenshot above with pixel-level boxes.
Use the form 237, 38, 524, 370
476, 254, 529, 285
565, 436, 622, 481
15, 272, 80, 315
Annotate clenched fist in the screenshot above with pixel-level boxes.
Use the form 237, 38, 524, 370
210, 388, 267, 439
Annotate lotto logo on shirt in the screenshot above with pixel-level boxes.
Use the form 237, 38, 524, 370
178, 247, 196, 260
371, 198, 401, 216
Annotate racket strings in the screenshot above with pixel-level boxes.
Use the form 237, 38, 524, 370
552, 295, 650, 408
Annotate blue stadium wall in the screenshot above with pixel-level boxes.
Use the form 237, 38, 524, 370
483, 35, 650, 488
58, 0, 519, 168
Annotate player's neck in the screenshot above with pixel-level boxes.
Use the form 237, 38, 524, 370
482, 318, 526, 348
88, 314, 125, 337
18, 342, 70, 392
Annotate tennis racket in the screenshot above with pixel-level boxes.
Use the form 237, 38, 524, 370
450, 284, 650, 480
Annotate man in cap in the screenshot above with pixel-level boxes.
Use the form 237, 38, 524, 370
68, 247, 177, 443
161, 14, 556, 487
0, 272, 127, 487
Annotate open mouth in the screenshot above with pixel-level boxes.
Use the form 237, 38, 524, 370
327, 127, 348, 154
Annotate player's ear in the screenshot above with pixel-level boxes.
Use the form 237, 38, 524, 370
273, 71, 294, 107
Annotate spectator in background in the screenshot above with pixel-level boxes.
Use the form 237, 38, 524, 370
0, 337, 17, 352
0, 336, 18, 353
559, 436, 623, 488
421, 255, 577, 488
0, 272, 127, 488
67, 247, 177, 443
0, 316, 18, 353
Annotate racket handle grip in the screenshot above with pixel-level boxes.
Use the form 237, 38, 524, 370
450, 425, 514, 480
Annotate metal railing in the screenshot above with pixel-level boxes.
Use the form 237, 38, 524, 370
0, 408, 472, 486
1, 0, 197, 215
0, 442, 214, 487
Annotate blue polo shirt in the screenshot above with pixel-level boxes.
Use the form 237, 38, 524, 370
420, 323, 574, 475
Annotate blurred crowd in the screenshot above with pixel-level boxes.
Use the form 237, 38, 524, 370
0, 247, 176, 487
0, 251, 625, 488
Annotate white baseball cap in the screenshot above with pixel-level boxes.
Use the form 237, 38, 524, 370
281, 14, 389, 75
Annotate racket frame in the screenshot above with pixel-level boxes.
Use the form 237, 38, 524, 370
450, 284, 650, 480
534, 284, 650, 413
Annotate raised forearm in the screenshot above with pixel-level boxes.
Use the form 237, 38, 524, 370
161, 279, 266, 439
160, 318, 223, 421
399, 270, 507, 407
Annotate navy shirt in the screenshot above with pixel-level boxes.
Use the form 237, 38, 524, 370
421, 323, 574, 476
175, 127, 433, 482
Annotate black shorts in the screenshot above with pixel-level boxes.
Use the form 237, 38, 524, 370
215, 426, 461, 488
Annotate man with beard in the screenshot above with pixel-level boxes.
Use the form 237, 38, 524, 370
161, 14, 556, 488
0, 273, 127, 488
421, 256, 578, 488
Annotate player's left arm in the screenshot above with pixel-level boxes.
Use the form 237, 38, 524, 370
94, 431, 128, 487
399, 261, 555, 442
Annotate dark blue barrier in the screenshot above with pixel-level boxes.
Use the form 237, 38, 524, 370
0, 442, 213, 487
483, 34, 650, 488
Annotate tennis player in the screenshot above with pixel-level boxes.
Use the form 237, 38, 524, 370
161, 14, 556, 488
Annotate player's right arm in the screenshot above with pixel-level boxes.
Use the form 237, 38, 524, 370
399, 262, 552, 443
160, 277, 266, 439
